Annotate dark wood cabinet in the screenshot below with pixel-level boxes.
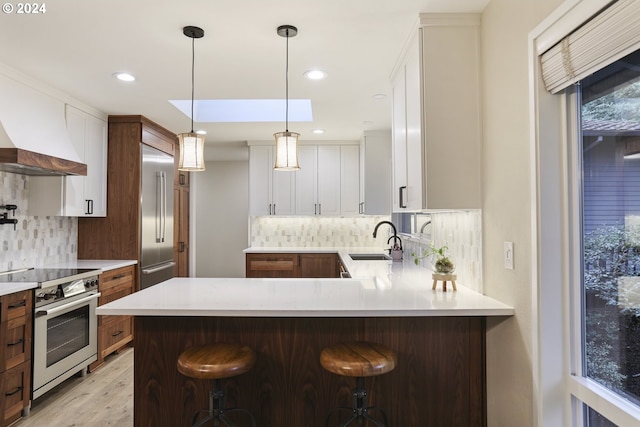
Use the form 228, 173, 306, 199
78, 115, 180, 290
173, 148, 190, 278
299, 253, 338, 278
245, 253, 298, 278
0, 290, 32, 427
90, 265, 135, 372
246, 253, 340, 278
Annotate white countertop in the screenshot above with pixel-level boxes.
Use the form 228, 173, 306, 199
98, 249, 513, 318
0, 260, 137, 297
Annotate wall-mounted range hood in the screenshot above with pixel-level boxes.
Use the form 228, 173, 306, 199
0, 71, 87, 176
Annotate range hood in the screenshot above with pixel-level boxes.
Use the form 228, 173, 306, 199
0, 73, 87, 176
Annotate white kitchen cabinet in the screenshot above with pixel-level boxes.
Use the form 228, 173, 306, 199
340, 144, 360, 215
360, 130, 391, 215
249, 145, 295, 215
296, 145, 340, 216
391, 14, 482, 211
29, 105, 107, 216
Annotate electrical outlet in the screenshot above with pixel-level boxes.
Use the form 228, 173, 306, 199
504, 241, 514, 270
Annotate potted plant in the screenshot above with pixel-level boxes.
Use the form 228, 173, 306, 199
412, 242, 455, 274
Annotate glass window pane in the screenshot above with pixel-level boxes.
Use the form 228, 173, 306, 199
580, 49, 640, 408
585, 404, 618, 427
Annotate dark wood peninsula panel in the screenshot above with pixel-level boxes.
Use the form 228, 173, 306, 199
246, 252, 340, 278
133, 315, 486, 427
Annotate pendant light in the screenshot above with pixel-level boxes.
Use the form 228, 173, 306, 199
273, 25, 301, 171
177, 26, 206, 172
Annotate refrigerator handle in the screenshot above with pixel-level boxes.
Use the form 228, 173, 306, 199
156, 171, 162, 243
161, 171, 167, 243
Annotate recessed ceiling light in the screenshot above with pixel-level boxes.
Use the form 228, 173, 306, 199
372, 93, 387, 100
362, 121, 374, 126
113, 72, 135, 82
196, 130, 207, 135
304, 70, 327, 80
312, 129, 325, 134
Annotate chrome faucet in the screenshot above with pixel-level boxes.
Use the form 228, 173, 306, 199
373, 221, 402, 250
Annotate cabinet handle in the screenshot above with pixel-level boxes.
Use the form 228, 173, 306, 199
179, 173, 186, 186
85, 199, 94, 215
359, 202, 364, 214
314, 203, 317, 215
179, 242, 185, 253
5, 386, 23, 397
112, 330, 124, 337
319, 203, 322, 215
7, 338, 24, 347
273, 204, 276, 215
8, 300, 26, 309
399, 186, 407, 209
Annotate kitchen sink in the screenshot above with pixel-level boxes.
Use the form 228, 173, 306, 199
349, 253, 392, 261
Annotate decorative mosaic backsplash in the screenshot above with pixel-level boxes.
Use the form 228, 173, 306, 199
249, 216, 391, 248
0, 172, 77, 272
402, 210, 483, 292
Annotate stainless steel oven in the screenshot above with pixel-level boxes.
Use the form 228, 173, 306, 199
1, 268, 102, 400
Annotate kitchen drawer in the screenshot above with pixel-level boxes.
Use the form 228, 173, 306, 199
100, 316, 133, 359
0, 360, 30, 427
0, 291, 32, 323
98, 282, 133, 326
246, 253, 298, 278
99, 265, 135, 292
0, 314, 31, 372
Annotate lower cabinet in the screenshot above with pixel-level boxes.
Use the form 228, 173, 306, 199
0, 290, 32, 427
90, 265, 135, 371
246, 253, 340, 278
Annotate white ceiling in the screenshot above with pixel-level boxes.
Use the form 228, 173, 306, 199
0, 0, 488, 159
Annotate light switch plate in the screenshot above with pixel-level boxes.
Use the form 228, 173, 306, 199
504, 241, 514, 270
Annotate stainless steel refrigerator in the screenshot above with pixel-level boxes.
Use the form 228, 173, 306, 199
140, 144, 175, 289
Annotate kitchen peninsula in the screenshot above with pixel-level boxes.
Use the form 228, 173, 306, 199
97, 253, 513, 427
97, 253, 513, 426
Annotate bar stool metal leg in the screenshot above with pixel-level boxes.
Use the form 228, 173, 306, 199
191, 379, 257, 427
324, 377, 388, 427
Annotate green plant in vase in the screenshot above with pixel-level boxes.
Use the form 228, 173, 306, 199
412, 242, 455, 274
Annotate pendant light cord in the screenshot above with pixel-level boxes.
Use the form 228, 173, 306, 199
190, 34, 195, 133
285, 28, 289, 132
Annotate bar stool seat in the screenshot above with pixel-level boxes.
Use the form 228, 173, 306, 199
178, 343, 257, 427
320, 341, 397, 427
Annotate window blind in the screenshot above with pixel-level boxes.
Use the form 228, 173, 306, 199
540, 0, 640, 94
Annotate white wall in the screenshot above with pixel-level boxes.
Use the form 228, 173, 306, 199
193, 161, 249, 278
481, 0, 564, 425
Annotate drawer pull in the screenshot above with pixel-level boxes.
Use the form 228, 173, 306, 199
7, 338, 24, 347
8, 301, 26, 309
112, 330, 124, 337
110, 274, 126, 280
5, 386, 23, 396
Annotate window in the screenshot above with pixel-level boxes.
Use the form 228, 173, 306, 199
571, 48, 640, 426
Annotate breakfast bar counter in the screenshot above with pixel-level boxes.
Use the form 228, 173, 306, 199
98, 264, 512, 427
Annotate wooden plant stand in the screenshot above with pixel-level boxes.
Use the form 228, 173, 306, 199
432, 273, 457, 291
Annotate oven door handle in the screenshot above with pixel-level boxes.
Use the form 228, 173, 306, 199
35, 292, 101, 317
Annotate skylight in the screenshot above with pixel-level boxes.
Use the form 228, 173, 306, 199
169, 99, 313, 123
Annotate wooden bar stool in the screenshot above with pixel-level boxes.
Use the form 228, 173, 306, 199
177, 343, 257, 427
320, 341, 397, 427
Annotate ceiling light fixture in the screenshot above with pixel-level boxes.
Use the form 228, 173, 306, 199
273, 25, 300, 171
113, 72, 135, 82
312, 129, 325, 134
304, 70, 327, 80
177, 25, 206, 172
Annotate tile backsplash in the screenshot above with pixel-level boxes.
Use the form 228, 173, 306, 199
249, 216, 391, 248
0, 172, 77, 272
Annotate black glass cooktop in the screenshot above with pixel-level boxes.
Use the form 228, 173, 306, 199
0, 268, 100, 285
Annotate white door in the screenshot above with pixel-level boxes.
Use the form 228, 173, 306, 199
295, 146, 318, 215
404, 37, 423, 211
317, 145, 341, 215
391, 67, 407, 211
340, 145, 360, 215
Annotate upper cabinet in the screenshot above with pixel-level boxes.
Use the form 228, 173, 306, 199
391, 14, 482, 211
360, 130, 391, 215
248, 143, 360, 216
29, 105, 108, 216
249, 145, 295, 216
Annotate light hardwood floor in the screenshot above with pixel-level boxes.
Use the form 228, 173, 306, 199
15, 348, 133, 427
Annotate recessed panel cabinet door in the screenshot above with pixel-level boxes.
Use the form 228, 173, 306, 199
317, 145, 341, 216
295, 146, 318, 215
